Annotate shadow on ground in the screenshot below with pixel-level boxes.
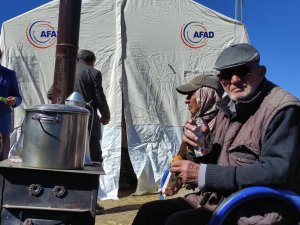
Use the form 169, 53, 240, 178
101, 204, 142, 214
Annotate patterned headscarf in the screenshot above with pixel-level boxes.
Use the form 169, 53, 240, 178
195, 86, 220, 131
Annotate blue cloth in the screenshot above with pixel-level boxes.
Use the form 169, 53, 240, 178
0, 65, 22, 134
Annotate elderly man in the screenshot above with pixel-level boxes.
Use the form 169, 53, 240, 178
132, 43, 300, 225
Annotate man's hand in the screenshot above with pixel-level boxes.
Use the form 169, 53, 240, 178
5, 96, 16, 106
170, 160, 200, 186
100, 117, 110, 125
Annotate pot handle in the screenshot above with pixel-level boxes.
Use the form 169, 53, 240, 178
32, 114, 59, 123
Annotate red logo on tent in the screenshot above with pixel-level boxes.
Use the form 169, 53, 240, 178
181, 22, 214, 49
26, 21, 57, 49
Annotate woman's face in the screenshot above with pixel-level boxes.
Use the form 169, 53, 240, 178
185, 91, 200, 117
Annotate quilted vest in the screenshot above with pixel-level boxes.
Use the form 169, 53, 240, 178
214, 80, 300, 166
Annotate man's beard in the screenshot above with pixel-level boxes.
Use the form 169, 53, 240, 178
228, 85, 258, 101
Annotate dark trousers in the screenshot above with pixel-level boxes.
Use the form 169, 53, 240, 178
89, 136, 103, 163
0, 134, 10, 161
132, 197, 212, 225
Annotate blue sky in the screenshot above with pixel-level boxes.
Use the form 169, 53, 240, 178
1, 0, 299, 98
199, 0, 300, 98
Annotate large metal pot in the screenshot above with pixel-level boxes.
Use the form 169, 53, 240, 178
22, 104, 89, 169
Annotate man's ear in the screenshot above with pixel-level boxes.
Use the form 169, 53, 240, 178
259, 65, 266, 77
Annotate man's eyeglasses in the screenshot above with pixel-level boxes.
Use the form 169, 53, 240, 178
218, 65, 254, 81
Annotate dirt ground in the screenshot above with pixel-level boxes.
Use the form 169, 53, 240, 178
95, 189, 158, 225
94, 148, 160, 225
94, 185, 195, 225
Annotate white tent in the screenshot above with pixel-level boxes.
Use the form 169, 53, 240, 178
0, 0, 249, 199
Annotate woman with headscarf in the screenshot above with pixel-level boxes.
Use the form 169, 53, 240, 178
176, 74, 223, 164
162, 73, 223, 196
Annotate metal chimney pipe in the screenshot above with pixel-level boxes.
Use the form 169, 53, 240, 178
51, 0, 82, 104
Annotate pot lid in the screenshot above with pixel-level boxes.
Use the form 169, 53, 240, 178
26, 104, 90, 115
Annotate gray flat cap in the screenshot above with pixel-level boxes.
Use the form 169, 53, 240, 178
176, 74, 220, 95
214, 43, 260, 70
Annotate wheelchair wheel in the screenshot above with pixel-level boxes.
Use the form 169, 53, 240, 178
222, 196, 300, 225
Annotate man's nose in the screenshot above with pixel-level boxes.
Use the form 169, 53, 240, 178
230, 74, 242, 83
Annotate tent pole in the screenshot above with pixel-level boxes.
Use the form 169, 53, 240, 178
235, 0, 238, 20
240, 0, 243, 22
235, 0, 244, 22
51, 0, 82, 104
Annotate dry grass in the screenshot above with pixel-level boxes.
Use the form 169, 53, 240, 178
95, 189, 158, 225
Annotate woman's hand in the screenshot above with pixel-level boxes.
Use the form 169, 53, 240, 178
182, 118, 199, 147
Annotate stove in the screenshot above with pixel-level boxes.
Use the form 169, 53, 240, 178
0, 159, 105, 225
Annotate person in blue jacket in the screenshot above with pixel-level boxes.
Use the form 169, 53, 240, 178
0, 50, 22, 161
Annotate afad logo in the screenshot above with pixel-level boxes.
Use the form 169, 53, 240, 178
26, 21, 57, 49
181, 22, 214, 49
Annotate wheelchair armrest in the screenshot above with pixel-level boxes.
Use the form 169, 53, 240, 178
209, 186, 300, 225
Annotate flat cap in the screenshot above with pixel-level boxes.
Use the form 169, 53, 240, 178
176, 74, 220, 95
214, 43, 260, 70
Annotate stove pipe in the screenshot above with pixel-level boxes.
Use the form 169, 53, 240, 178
51, 0, 82, 104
